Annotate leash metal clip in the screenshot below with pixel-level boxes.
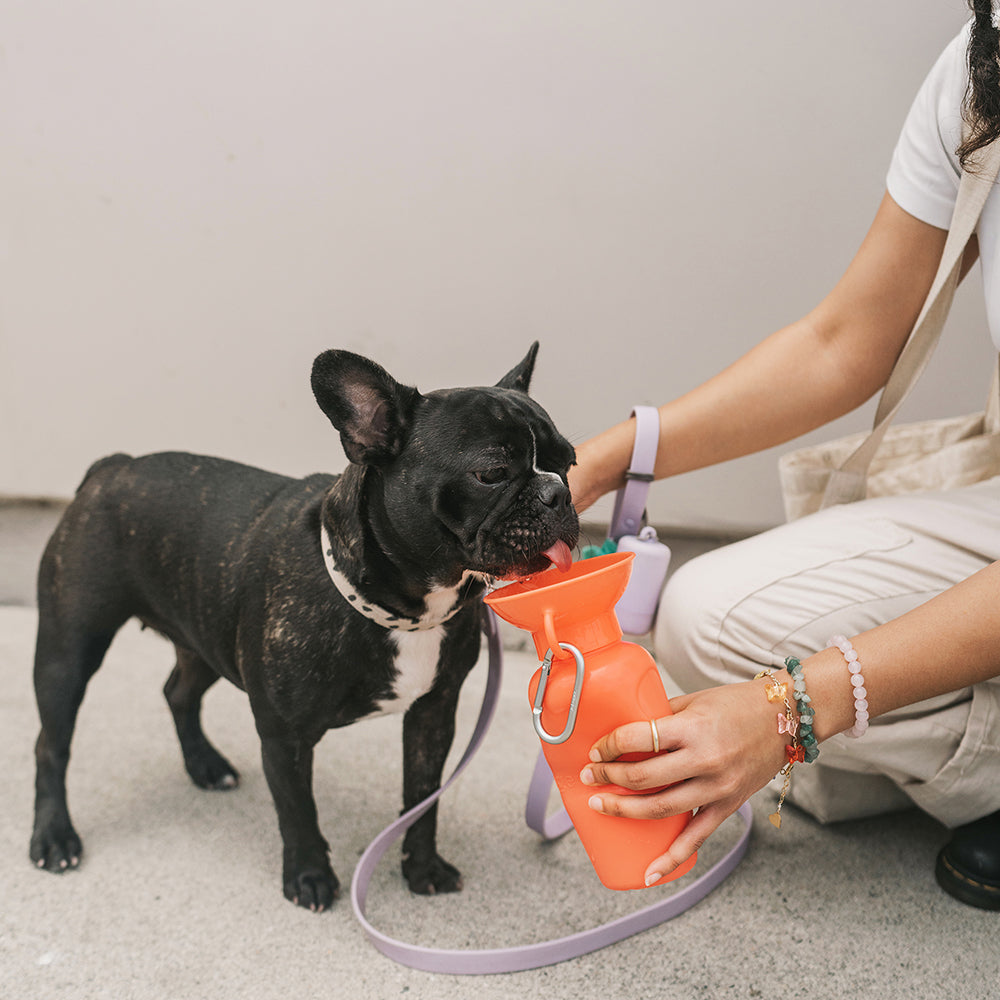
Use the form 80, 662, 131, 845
532, 642, 585, 744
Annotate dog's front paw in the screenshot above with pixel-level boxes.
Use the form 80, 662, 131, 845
402, 852, 463, 895
283, 865, 340, 913
30, 822, 83, 873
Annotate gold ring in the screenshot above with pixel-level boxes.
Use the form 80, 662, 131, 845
649, 718, 660, 754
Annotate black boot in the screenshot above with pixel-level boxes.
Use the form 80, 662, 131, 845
935, 808, 1000, 910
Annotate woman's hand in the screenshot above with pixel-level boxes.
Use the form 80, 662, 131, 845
581, 677, 790, 885
567, 446, 621, 516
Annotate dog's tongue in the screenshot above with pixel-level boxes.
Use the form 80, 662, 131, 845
542, 540, 573, 573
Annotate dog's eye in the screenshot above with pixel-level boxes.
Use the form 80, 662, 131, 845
474, 467, 509, 486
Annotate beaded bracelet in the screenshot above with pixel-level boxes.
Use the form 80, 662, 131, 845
753, 669, 800, 829
784, 656, 820, 763
828, 635, 870, 738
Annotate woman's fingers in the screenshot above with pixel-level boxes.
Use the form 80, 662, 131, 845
584, 773, 725, 821
587, 718, 660, 763
582, 715, 693, 791
581, 752, 688, 793
642, 805, 728, 884
584, 786, 733, 884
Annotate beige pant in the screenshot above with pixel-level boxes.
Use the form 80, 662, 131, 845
653, 477, 1000, 828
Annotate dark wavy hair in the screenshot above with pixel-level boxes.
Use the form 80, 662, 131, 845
958, 0, 1000, 166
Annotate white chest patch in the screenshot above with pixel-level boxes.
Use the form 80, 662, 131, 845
361, 575, 483, 719
320, 525, 482, 719
368, 627, 446, 718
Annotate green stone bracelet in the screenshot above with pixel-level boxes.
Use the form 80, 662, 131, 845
785, 656, 820, 763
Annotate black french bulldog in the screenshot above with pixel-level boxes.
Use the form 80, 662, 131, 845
29, 344, 578, 911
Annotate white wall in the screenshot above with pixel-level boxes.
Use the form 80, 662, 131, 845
2, 0, 986, 531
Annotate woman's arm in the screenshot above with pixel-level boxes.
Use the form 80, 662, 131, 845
573, 190, 990, 884
583, 558, 1000, 885
570, 193, 959, 513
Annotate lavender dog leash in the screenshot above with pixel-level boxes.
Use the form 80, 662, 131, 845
349, 610, 753, 975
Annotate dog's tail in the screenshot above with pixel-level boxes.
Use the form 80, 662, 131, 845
75, 453, 133, 494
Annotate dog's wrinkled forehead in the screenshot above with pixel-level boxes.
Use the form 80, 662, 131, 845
421, 386, 574, 474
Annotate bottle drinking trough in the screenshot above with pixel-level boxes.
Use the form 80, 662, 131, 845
485, 551, 696, 890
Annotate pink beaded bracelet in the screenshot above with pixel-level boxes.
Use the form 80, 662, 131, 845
828, 635, 869, 738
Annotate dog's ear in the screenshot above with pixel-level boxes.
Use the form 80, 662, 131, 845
311, 351, 420, 466
495, 342, 538, 394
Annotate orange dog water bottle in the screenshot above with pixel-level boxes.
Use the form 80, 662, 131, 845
485, 551, 696, 890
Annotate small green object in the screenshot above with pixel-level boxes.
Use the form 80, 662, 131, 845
784, 656, 820, 764
580, 538, 618, 560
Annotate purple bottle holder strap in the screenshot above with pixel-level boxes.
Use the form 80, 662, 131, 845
609, 404, 661, 540
349, 611, 753, 974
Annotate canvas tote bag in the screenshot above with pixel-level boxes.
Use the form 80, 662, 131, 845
779, 139, 1000, 521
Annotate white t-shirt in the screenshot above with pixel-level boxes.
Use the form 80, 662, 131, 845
886, 21, 1000, 349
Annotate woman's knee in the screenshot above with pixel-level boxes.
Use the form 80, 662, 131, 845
652, 527, 810, 688
653, 546, 747, 691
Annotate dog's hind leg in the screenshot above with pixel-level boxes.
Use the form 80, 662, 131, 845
30, 490, 133, 873
164, 647, 239, 790
31, 620, 122, 872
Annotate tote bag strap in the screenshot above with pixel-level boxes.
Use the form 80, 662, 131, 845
821, 139, 1000, 507
986, 355, 1000, 434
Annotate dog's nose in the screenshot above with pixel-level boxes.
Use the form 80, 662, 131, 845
537, 477, 571, 510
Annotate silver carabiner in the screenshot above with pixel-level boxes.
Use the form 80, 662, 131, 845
532, 642, 586, 745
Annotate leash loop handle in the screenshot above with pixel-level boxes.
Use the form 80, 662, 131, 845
350, 610, 753, 974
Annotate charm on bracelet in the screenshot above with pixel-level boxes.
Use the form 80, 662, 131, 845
755, 668, 806, 828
